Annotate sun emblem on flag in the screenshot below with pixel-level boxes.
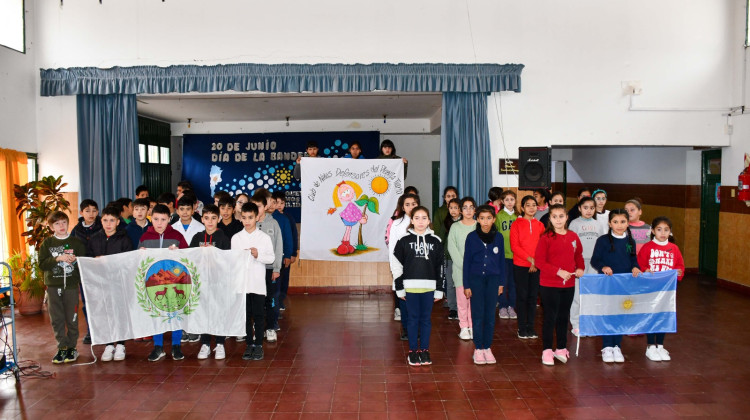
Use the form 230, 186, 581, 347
134, 257, 201, 322
622, 298, 634, 311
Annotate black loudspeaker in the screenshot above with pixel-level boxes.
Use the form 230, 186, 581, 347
518, 147, 551, 189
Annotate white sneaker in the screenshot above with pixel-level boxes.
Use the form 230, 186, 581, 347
114, 344, 126, 361
645, 345, 662, 362
214, 344, 225, 360
458, 328, 472, 340
498, 307, 509, 319
197, 344, 211, 360
657, 345, 671, 361
601, 347, 615, 363
265, 329, 277, 342
507, 307, 517, 319
469, 328, 473, 339
394, 308, 401, 321
101, 345, 115, 362
612, 346, 625, 363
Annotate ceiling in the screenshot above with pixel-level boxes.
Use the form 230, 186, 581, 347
136, 92, 443, 124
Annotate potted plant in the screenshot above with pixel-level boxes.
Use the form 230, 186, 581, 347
12, 175, 70, 315
6, 253, 45, 315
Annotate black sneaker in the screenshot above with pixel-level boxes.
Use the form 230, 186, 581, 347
527, 330, 538, 339
242, 345, 254, 360
148, 346, 166, 362
171, 345, 185, 360
236, 336, 246, 342
407, 351, 421, 366
517, 330, 528, 339
448, 310, 458, 320
52, 349, 66, 364
400, 328, 408, 341
83, 333, 92, 345
419, 350, 432, 365
251, 345, 264, 361
64, 348, 79, 363
188, 334, 200, 343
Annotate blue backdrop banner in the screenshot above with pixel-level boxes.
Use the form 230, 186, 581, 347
182, 132, 380, 221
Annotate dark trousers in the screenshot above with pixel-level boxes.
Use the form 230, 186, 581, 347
469, 275, 502, 349
514, 265, 540, 335
405, 292, 433, 351
200, 335, 226, 346
278, 264, 290, 306
602, 335, 623, 349
497, 259, 516, 309
79, 284, 89, 333
647, 333, 665, 345
264, 269, 278, 330
398, 297, 409, 330
47, 287, 79, 349
540, 286, 575, 350
246, 293, 265, 346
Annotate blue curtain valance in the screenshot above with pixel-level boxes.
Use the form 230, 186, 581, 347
40, 63, 523, 96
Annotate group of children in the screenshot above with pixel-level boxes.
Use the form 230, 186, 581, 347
38, 182, 299, 364
388, 186, 685, 366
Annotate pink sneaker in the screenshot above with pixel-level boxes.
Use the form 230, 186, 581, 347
554, 348, 569, 364
483, 348, 496, 364
473, 349, 486, 365
542, 349, 554, 366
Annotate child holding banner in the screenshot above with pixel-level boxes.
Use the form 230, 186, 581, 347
590, 209, 641, 363
534, 205, 584, 366
637, 216, 685, 362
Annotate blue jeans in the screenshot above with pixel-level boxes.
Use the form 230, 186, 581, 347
497, 259, 516, 309
153, 330, 182, 347
398, 298, 409, 330
469, 275, 502, 349
405, 292, 433, 351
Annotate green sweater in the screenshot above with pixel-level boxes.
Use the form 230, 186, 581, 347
446, 221, 477, 288
494, 209, 517, 259
38, 235, 87, 289
433, 203, 449, 241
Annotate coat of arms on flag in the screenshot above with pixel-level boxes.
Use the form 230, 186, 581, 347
135, 257, 201, 322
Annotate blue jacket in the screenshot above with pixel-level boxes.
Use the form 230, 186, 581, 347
125, 219, 151, 249
283, 211, 299, 257
463, 226, 505, 290
591, 233, 640, 274
271, 210, 294, 259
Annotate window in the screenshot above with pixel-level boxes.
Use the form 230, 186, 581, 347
0, 0, 25, 53
160, 147, 170, 165
139, 144, 146, 163
148, 145, 159, 164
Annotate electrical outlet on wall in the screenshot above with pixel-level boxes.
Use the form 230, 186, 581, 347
621, 81, 642, 95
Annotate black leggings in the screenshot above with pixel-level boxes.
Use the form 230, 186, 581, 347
514, 265, 540, 335
540, 286, 575, 350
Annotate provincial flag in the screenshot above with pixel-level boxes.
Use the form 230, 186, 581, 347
579, 270, 677, 336
79, 247, 253, 345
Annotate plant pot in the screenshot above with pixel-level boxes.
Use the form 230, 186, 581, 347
17, 290, 44, 316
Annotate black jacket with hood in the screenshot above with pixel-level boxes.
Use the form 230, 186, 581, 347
391, 227, 445, 299
86, 228, 133, 257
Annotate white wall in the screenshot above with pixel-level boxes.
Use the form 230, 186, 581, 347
0, 1, 36, 152
566, 147, 698, 185
21, 0, 749, 192
381, 134, 441, 210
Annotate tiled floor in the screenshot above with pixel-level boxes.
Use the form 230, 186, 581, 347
1, 274, 748, 419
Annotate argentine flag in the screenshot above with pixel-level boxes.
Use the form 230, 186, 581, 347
579, 270, 677, 336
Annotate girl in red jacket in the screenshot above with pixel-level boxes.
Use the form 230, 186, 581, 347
509, 195, 545, 339
637, 216, 685, 362
535, 205, 584, 365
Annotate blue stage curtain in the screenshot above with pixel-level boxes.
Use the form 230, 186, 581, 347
41, 63, 523, 96
77, 94, 142, 208
440, 92, 492, 202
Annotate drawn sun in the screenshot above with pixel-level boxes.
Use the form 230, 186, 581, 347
172, 267, 181, 275
371, 176, 389, 195
274, 167, 293, 187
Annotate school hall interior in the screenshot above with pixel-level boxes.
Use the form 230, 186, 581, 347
1, 1, 750, 419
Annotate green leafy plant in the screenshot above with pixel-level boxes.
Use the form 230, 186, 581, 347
14, 175, 70, 249
6, 252, 45, 302
354, 194, 380, 250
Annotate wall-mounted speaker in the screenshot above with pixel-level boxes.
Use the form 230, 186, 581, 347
518, 147, 551, 189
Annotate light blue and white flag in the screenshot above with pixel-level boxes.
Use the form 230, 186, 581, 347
579, 270, 677, 337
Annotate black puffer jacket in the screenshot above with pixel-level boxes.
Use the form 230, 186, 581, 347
86, 229, 133, 257
72, 216, 102, 248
